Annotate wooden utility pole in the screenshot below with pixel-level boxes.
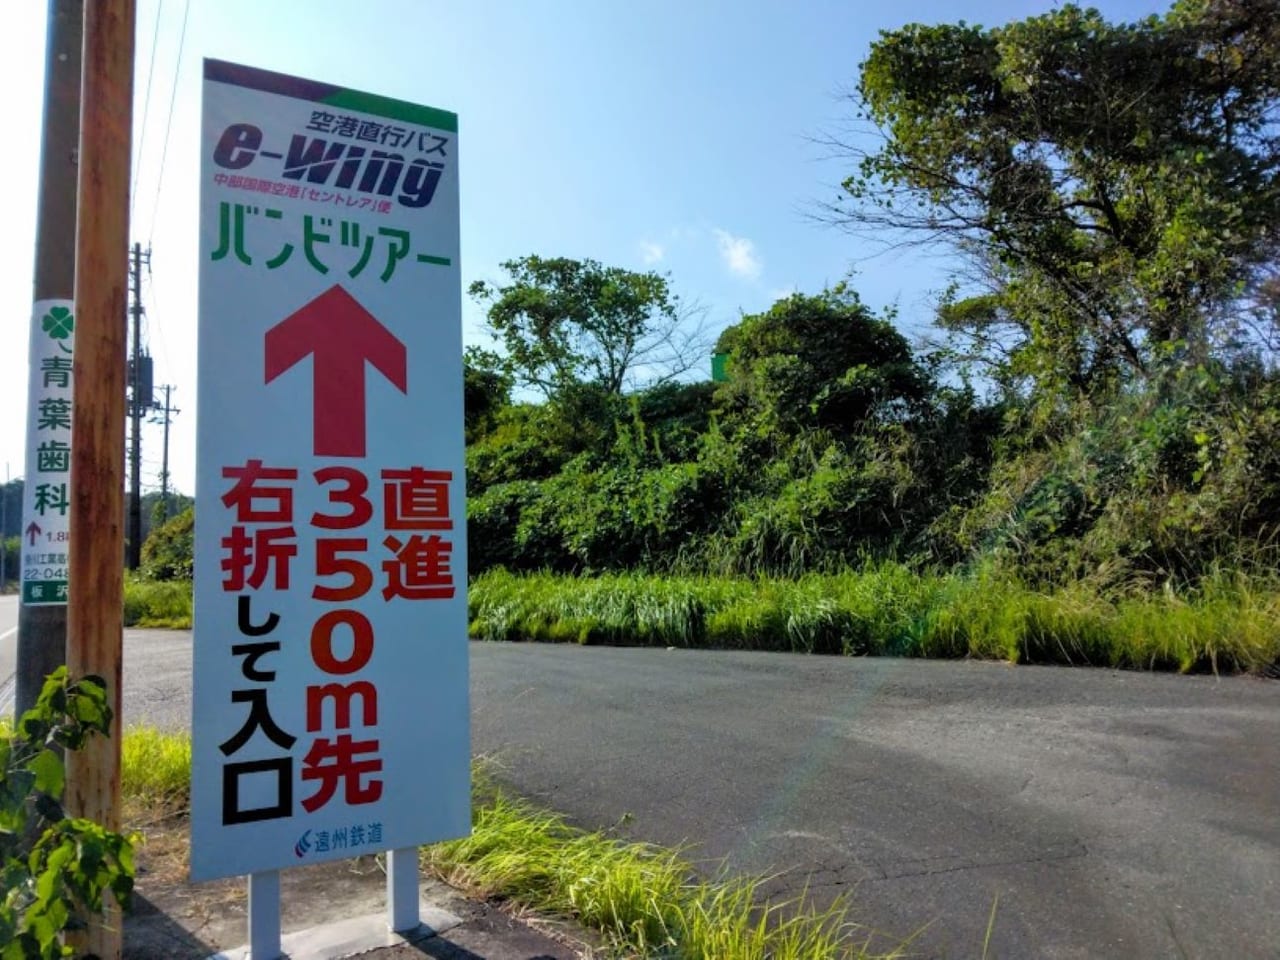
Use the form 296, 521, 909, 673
15, 0, 83, 716
65, 1, 134, 957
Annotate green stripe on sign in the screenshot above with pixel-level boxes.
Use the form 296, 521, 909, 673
416, 254, 452, 266
323, 90, 457, 132
23, 580, 67, 605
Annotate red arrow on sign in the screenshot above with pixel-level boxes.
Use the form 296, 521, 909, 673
264, 285, 408, 458
25, 522, 42, 547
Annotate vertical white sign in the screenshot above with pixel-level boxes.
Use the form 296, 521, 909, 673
20, 299, 75, 606
191, 60, 469, 880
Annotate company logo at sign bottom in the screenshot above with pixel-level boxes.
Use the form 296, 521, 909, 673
294, 829, 313, 859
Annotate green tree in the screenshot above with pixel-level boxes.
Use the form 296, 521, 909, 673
140, 507, 194, 581
463, 347, 514, 445
2, 479, 22, 539
469, 256, 708, 399
141, 490, 194, 546
2, 537, 17, 589
830, 1, 1280, 402
714, 287, 927, 438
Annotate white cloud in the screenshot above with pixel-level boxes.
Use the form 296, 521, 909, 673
714, 228, 762, 280
639, 240, 665, 265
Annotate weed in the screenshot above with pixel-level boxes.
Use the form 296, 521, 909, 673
470, 565, 1280, 673
123, 577, 193, 629
425, 780, 895, 958
122, 726, 192, 811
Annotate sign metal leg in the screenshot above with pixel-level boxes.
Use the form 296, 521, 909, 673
248, 870, 281, 960
387, 847, 420, 932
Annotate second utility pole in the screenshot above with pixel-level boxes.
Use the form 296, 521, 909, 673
15, 0, 82, 716
152, 384, 178, 525
127, 241, 147, 570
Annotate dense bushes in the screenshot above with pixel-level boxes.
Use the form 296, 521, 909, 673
944, 367, 1280, 587
463, 290, 1006, 579
139, 507, 194, 581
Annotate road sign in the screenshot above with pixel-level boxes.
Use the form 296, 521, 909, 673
192, 59, 468, 882
20, 299, 75, 606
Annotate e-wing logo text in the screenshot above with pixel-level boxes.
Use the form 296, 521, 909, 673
213, 123, 444, 209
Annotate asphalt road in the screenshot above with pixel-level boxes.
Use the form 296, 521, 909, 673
122, 630, 1280, 960
0, 594, 18, 714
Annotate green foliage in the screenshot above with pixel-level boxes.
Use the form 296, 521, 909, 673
714, 288, 926, 438
141, 491, 194, 548
139, 507, 193, 582
470, 255, 699, 398
426, 778, 881, 959
0, 669, 136, 959
1, 480, 21, 540
463, 347, 514, 445
946, 365, 1280, 586
844, 2, 1280, 402
123, 577, 193, 629
463, 282, 992, 579
469, 567, 1280, 673
100, 7, 1273, 657
2, 537, 17, 589
120, 728, 191, 811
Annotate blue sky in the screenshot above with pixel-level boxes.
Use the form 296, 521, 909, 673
1, 0, 1168, 496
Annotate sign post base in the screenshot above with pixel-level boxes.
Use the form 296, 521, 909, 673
208, 901, 461, 960
248, 870, 281, 960
387, 847, 420, 933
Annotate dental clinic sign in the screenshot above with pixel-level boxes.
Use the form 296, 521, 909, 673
20, 300, 75, 606
191, 60, 469, 881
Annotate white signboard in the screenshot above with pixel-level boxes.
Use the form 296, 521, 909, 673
20, 299, 75, 606
192, 59, 469, 881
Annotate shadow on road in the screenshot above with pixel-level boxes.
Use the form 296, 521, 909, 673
123, 893, 218, 960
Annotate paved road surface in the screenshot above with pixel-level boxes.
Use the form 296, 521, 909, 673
0, 595, 18, 714
122, 630, 1279, 960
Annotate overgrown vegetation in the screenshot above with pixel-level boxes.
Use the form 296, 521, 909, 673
460, 0, 1280, 620
427, 778, 894, 959
138, 507, 193, 583
1, 536, 17, 592
120, 727, 192, 812
471, 567, 1280, 673
135, 0, 1280, 671
1, 670, 136, 959
123, 576, 192, 629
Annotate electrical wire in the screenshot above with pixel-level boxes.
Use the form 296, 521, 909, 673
143, 267, 174, 383
147, 0, 191, 245
131, 0, 164, 222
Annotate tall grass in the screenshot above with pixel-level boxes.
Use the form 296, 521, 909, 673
118, 562, 1280, 672
470, 564, 1280, 673
121, 726, 192, 810
123, 576, 193, 629
426, 779, 894, 959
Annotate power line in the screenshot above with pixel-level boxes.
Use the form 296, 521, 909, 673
130, 0, 164, 221
143, 261, 173, 378
147, 0, 191, 244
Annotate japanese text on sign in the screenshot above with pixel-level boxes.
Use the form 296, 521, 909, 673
20, 300, 75, 606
